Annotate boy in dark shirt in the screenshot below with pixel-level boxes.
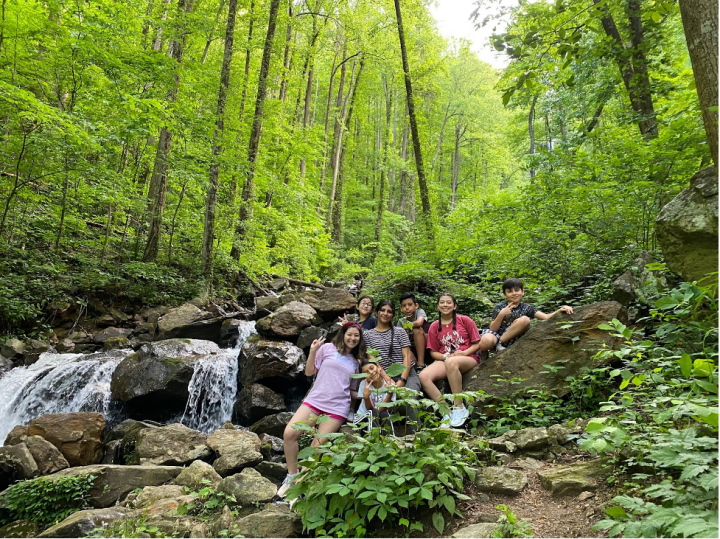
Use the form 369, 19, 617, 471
480, 278, 574, 352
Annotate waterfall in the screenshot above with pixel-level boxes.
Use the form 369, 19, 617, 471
181, 321, 256, 433
0, 350, 126, 443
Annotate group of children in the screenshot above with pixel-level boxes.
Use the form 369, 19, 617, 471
278, 278, 573, 497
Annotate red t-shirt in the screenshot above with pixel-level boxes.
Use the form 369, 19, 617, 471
428, 314, 481, 360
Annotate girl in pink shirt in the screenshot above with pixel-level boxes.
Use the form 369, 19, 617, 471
419, 293, 481, 428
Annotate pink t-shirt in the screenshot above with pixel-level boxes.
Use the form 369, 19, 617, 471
303, 343, 360, 420
428, 314, 481, 360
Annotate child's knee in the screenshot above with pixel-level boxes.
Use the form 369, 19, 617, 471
283, 424, 301, 442
480, 334, 496, 350
418, 369, 431, 385
516, 315, 531, 327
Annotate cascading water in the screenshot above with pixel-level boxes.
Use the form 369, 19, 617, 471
0, 350, 126, 443
180, 321, 256, 433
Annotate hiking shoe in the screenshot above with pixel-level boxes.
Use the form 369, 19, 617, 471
439, 414, 451, 429
495, 343, 507, 353
277, 473, 298, 498
450, 406, 470, 428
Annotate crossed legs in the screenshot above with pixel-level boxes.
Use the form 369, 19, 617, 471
479, 316, 531, 351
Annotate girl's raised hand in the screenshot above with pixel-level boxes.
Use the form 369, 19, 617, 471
309, 337, 326, 352
338, 313, 350, 324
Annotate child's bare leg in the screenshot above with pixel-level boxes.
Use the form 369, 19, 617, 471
445, 355, 480, 406
283, 405, 318, 474
312, 417, 343, 447
413, 327, 427, 366
418, 361, 448, 401
499, 316, 531, 344
479, 333, 498, 351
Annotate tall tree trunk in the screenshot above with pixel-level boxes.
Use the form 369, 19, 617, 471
679, 0, 718, 167
201, 0, 238, 272
451, 122, 461, 210
231, 0, 282, 258
528, 95, 537, 180
399, 123, 409, 217
143, 0, 194, 262
430, 101, 451, 176
237, 0, 255, 124
624, 0, 658, 138
317, 42, 343, 204
374, 78, 393, 250
201, 0, 227, 64
278, 3, 294, 102
393, 0, 432, 232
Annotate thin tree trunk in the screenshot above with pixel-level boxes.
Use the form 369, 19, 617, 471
430, 101, 451, 176
202, 0, 238, 272
451, 122, 461, 210
278, 3, 293, 102
374, 78, 393, 249
679, 0, 718, 167
201, 0, 227, 64
154, 0, 172, 51
528, 95, 537, 180
231, 0, 282, 258
625, 0, 658, 138
393, 0, 432, 232
317, 43, 343, 204
399, 123, 409, 217
237, 0, 255, 125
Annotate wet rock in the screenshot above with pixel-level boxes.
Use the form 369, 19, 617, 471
24, 435, 69, 475
157, 303, 208, 334
97, 313, 117, 327
256, 461, 288, 483
1, 339, 25, 363
537, 459, 608, 497
4, 426, 29, 446
104, 336, 131, 351
27, 412, 105, 467
464, 302, 627, 398
267, 278, 289, 292
255, 294, 291, 315
133, 322, 156, 336
207, 429, 263, 476
22, 340, 52, 366
220, 319, 243, 348
238, 337, 305, 387
233, 502, 302, 538
37, 507, 130, 538
656, 166, 718, 283
93, 327, 132, 344
142, 306, 169, 325
297, 288, 357, 321
250, 412, 293, 438
0, 444, 39, 480
47, 464, 183, 507
259, 434, 284, 460
157, 316, 230, 344
452, 523, 499, 538
474, 466, 527, 496
234, 383, 287, 424
255, 302, 322, 338
105, 419, 162, 465
0, 519, 39, 538
174, 460, 222, 490
110, 339, 220, 419
0, 354, 13, 376
136, 424, 212, 466
217, 468, 277, 505
297, 326, 328, 349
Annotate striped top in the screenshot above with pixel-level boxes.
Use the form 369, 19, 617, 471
363, 327, 412, 371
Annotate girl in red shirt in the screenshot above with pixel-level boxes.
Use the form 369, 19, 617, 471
419, 293, 481, 428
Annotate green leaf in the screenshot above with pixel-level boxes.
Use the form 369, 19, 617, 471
604, 506, 627, 519
432, 512, 445, 534
693, 359, 713, 377
385, 363, 407, 378
679, 353, 693, 378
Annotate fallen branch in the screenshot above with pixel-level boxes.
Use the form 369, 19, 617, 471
272, 275, 326, 290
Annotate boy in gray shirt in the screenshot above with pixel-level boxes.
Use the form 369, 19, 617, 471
397, 293, 429, 370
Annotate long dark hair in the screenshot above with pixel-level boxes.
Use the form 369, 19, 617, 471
331, 323, 367, 360
437, 293, 458, 333
375, 300, 397, 362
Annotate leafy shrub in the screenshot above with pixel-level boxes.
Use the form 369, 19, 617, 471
0, 474, 96, 529
493, 504, 532, 538
177, 482, 238, 518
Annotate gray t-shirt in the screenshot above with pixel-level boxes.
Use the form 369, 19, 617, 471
397, 308, 427, 330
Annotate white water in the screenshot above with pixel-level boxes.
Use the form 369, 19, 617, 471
0, 320, 257, 441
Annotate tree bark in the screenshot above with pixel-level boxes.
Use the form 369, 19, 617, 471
399, 123, 409, 218
451, 121, 462, 210
231, 0, 282, 258
201, 0, 227, 64
528, 94, 537, 180
278, 3, 294, 102
679, 0, 718, 167
393, 0, 432, 233
201, 0, 238, 272
374, 78, 393, 250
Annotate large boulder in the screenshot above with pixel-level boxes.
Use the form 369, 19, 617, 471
27, 412, 105, 467
135, 424, 212, 466
174, 460, 222, 490
656, 166, 718, 283
24, 435, 69, 475
46, 465, 183, 507
93, 327, 132, 344
463, 301, 627, 398
234, 384, 287, 424
4, 426, 28, 446
250, 412, 293, 438
255, 302, 321, 338
0, 444, 39, 485
537, 459, 609, 497
474, 467, 527, 496
130, 485, 186, 508
1, 338, 26, 363
110, 339, 220, 419
103, 419, 162, 465
611, 252, 668, 305
217, 468, 277, 505
255, 294, 297, 317
157, 316, 230, 344
207, 429, 263, 476
238, 337, 305, 388
37, 507, 130, 538
156, 303, 208, 335
297, 289, 357, 321
233, 502, 302, 538
0, 519, 39, 538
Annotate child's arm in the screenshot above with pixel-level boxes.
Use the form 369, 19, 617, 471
489, 303, 516, 332
362, 381, 375, 411
305, 339, 326, 376
534, 305, 574, 320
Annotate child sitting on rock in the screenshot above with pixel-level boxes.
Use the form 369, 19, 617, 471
354, 359, 396, 434
479, 278, 574, 353
396, 293, 429, 371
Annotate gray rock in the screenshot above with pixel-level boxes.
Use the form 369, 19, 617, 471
103, 336, 131, 351
452, 523, 499, 538
297, 288, 357, 321
207, 429, 263, 476
0, 354, 13, 376
0, 444, 39, 480
255, 301, 322, 338
233, 502, 302, 538
548, 424, 573, 445
217, 468, 277, 505
130, 485, 186, 508
93, 327, 132, 344
267, 278, 289, 291
3, 426, 29, 446
220, 319, 244, 347
142, 306, 169, 325
157, 303, 208, 334
234, 383, 287, 424
255, 294, 284, 315
27, 412, 105, 467
464, 302, 627, 398
110, 339, 220, 418
250, 412, 293, 438
239, 336, 305, 387
256, 461, 288, 483
509, 457, 544, 471
513, 427, 549, 450
24, 435, 69, 475
105, 419, 161, 464
1, 338, 25, 362
22, 340, 52, 366
611, 252, 667, 305
0, 519, 39, 538
537, 459, 608, 497
133, 322, 156, 336
656, 166, 718, 283
157, 316, 231, 344
42, 464, 183, 507
475, 466, 527, 495
259, 433, 284, 460
174, 460, 222, 490
37, 507, 130, 538
297, 326, 328, 349
136, 424, 212, 466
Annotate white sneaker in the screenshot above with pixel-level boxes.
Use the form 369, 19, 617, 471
495, 343, 507, 353
439, 414, 451, 429
450, 406, 470, 428
277, 473, 298, 498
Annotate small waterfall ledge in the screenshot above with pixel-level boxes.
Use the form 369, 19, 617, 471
0, 321, 256, 441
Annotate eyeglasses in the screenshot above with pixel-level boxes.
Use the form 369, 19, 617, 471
359, 302, 373, 307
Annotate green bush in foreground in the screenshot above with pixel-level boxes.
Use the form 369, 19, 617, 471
0, 474, 96, 529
